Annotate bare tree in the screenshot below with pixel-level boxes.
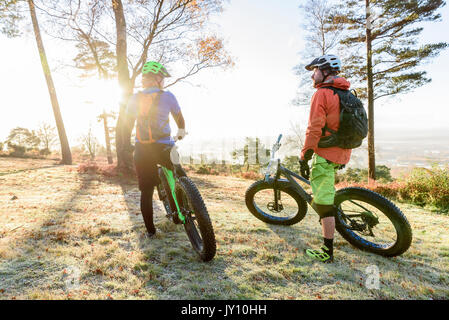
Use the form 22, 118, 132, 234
37, 122, 58, 152
34, 0, 233, 173
283, 120, 306, 154
293, 0, 343, 106
80, 126, 99, 160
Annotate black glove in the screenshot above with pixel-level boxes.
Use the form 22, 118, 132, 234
299, 149, 314, 180
299, 159, 310, 180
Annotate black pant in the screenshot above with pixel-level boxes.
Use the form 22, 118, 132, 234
134, 142, 174, 191
134, 142, 174, 235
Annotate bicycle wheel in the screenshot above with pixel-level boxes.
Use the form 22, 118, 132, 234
245, 179, 308, 225
335, 187, 412, 257
175, 176, 216, 262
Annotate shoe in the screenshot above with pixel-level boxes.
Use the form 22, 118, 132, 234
305, 245, 334, 263
146, 225, 156, 237
147, 230, 156, 237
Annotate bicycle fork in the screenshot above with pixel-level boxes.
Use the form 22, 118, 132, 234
161, 167, 186, 224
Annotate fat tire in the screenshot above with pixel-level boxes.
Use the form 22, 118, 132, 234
176, 176, 216, 262
245, 179, 308, 225
335, 187, 412, 257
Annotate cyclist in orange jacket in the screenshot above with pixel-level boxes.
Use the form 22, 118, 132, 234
300, 54, 352, 263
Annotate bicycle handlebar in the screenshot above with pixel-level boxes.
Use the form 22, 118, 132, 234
276, 134, 283, 144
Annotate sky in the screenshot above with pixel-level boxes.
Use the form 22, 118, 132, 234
0, 0, 448, 157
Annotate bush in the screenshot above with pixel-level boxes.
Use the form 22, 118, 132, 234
77, 161, 119, 177
283, 156, 300, 172
7, 143, 26, 157
336, 165, 394, 184
401, 165, 449, 210
195, 165, 219, 175
39, 148, 51, 156
336, 165, 449, 212
239, 171, 262, 180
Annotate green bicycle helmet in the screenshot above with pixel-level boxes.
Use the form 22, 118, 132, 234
142, 61, 171, 77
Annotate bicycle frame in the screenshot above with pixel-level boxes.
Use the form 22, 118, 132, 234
265, 134, 365, 229
160, 166, 186, 224
264, 134, 313, 207
273, 162, 313, 205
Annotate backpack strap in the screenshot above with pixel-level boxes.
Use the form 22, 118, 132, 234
318, 86, 344, 136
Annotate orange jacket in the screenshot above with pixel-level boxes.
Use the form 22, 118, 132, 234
301, 77, 352, 165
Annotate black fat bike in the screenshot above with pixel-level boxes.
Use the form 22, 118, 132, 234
156, 138, 216, 261
245, 134, 412, 257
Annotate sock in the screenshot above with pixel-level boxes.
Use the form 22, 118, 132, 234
323, 237, 334, 257
140, 187, 156, 235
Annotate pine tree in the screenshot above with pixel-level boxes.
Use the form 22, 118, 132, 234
332, 0, 448, 181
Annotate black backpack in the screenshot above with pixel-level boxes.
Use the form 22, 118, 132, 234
318, 86, 368, 149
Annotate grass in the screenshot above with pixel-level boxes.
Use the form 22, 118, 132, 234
0, 157, 448, 300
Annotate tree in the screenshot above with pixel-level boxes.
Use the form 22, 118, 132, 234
80, 126, 99, 160
331, 0, 448, 181
283, 120, 306, 155
112, 0, 233, 173
74, 38, 117, 79
1, 1, 73, 163
97, 111, 116, 164
35, 0, 117, 79
37, 122, 58, 152
6, 127, 40, 150
290, 0, 342, 158
34, 0, 233, 173
293, 0, 344, 106
27, 0, 72, 164
0, 0, 23, 37
231, 137, 270, 171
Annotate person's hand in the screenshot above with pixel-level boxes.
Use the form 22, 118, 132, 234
299, 159, 310, 180
176, 129, 187, 141
299, 149, 314, 180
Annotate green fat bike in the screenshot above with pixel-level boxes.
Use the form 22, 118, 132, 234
245, 134, 413, 257
156, 139, 216, 262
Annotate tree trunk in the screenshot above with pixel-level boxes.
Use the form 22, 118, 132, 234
365, 0, 376, 183
27, 0, 72, 165
112, 0, 134, 174
99, 113, 113, 164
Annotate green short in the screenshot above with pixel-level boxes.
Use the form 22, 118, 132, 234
310, 155, 340, 205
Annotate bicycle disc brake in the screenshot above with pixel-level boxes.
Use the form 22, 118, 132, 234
361, 211, 379, 228
348, 218, 375, 237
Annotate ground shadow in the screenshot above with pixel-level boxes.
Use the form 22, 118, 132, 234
0, 172, 93, 295
0, 164, 63, 176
